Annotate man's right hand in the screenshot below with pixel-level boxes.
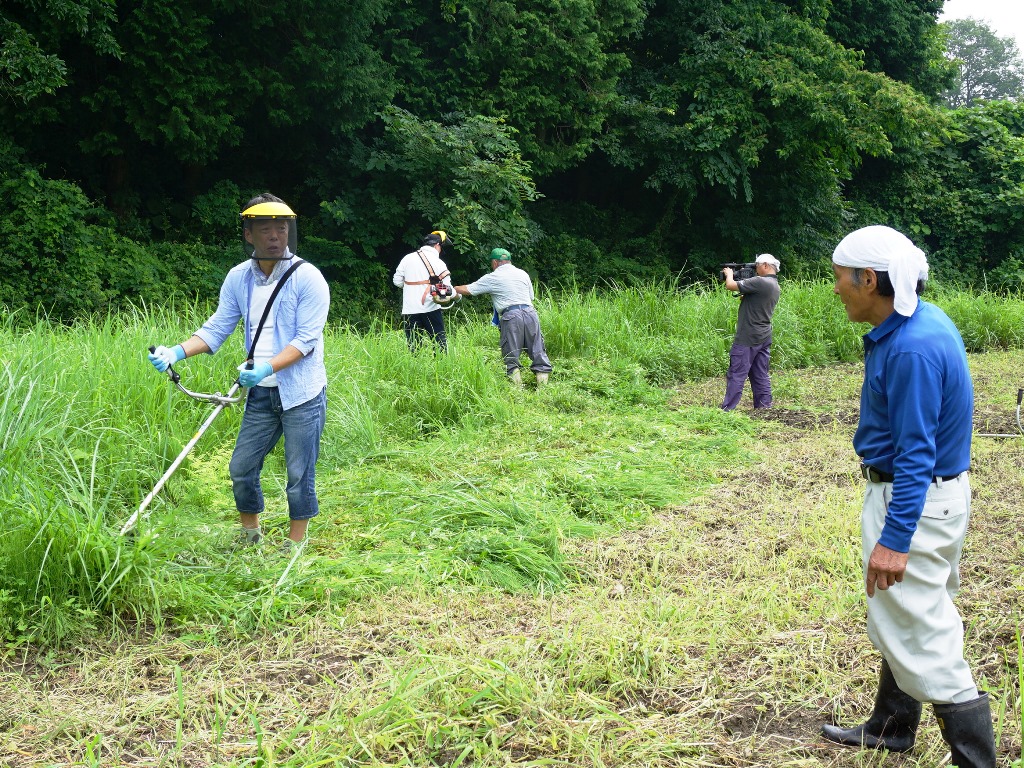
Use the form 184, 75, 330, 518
148, 344, 185, 373
866, 542, 909, 598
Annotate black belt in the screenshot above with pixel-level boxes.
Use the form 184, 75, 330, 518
860, 464, 962, 484
500, 304, 531, 317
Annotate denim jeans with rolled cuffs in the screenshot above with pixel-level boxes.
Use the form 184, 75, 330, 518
229, 385, 327, 521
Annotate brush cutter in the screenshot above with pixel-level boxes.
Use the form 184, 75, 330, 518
119, 348, 246, 535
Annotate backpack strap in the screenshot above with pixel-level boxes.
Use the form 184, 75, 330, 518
416, 249, 450, 284
414, 249, 450, 305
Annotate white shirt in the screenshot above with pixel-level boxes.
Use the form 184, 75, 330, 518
392, 246, 455, 315
464, 262, 535, 314
248, 282, 279, 386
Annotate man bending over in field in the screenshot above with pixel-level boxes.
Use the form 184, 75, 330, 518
454, 248, 553, 387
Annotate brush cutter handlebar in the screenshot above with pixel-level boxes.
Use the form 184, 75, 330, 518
147, 345, 245, 406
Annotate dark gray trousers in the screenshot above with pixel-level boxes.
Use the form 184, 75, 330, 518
499, 307, 552, 374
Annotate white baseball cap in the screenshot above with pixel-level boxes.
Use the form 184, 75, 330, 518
755, 253, 780, 271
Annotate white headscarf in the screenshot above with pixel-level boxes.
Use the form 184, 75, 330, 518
832, 226, 929, 317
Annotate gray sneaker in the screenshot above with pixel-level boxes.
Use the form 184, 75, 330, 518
277, 538, 305, 557
233, 527, 262, 549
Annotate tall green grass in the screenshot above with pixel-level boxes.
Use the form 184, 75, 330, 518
1, 280, 1022, 647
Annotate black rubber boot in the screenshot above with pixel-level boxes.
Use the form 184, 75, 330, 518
821, 660, 922, 752
934, 693, 996, 768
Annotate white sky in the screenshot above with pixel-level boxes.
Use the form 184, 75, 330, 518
939, 0, 1024, 50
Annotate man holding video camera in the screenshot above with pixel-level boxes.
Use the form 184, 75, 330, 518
720, 253, 780, 411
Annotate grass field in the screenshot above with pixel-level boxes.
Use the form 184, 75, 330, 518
0, 281, 1021, 766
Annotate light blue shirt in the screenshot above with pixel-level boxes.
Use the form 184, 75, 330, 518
464, 263, 535, 314
194, 257, 330, 410
855, 299, 973, 552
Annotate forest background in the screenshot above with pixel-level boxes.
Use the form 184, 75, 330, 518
2, 0, 1024, 326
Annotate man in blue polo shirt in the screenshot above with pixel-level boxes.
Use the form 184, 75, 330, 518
821, 226, 994, 768
148, 193, 330, 553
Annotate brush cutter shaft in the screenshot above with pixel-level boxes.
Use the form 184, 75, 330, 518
120, 381, 242, 535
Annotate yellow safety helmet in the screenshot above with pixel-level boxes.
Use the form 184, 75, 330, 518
240, 201, 297, 221
423, 229, 449, 248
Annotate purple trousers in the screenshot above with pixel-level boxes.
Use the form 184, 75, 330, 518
721, 340, 772, 410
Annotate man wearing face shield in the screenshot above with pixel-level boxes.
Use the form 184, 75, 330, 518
147, 193, 331, 552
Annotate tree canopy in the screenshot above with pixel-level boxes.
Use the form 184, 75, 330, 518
940, 17, 1024, 108
2, 0, 1022, 318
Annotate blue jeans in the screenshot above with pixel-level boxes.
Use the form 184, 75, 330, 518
229, 385, 326, 520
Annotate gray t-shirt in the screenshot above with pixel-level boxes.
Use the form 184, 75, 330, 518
734, 275, 780, 346
464, 263, 535, 313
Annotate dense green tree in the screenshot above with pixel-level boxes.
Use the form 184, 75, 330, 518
824, 0, 955, 97
0, 0, 120, 102
7, 0, 1019, 315
940, 18, 1024, 108
0, 139, 232, 319
576, 0, 943, 271
845, 101, 1024, 287
321, 107, 541, 273
1, 0, 393, 222
378, 0, 646, 175
309, 0, 647, 272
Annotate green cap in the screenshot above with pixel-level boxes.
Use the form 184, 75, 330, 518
489, 247, 511, 263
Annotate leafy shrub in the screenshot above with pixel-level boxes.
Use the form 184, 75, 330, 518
846, 102, 1024, 288
301, 236, 390, 327
0, 143, 394, 322
522, 232, 675, 288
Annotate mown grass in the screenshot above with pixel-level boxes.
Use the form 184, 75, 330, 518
0, 281, 1022, 766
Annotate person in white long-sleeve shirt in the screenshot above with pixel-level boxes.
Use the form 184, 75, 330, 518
392, 231, 458, 351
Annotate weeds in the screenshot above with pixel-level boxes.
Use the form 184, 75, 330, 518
0, 286, 1021, 765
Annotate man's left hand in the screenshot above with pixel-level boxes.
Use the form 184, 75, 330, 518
866, 542, 908, 597
239, 361, 274, 387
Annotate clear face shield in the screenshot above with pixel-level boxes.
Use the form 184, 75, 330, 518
240, 202, 298, 261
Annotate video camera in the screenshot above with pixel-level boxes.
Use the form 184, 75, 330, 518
719, 262, 757, 281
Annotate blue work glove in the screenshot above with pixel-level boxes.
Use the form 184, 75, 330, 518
148, 345, 185, 373
238, 361, 274, 388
